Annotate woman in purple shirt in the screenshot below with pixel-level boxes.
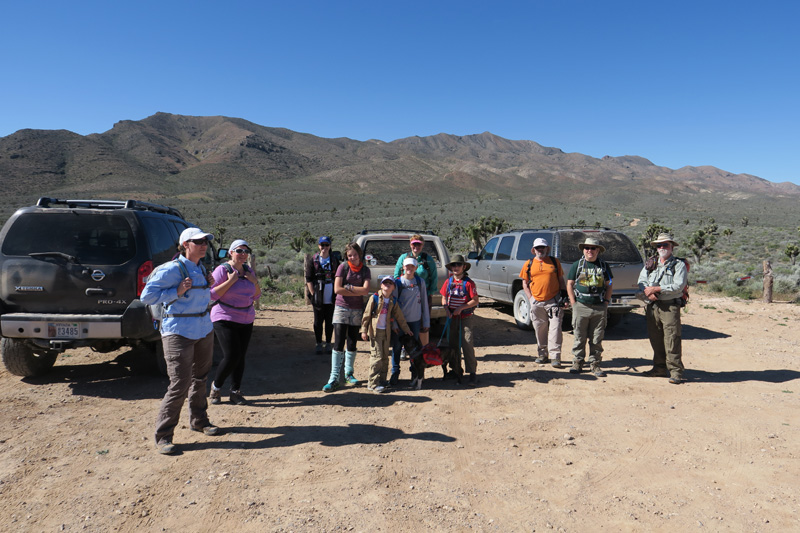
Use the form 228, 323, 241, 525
322, 242, 371, 392
209, 239, 261, 405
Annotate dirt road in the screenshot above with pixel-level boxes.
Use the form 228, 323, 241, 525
1, 293, 798, 532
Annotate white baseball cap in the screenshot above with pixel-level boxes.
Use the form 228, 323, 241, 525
533, 238, 549, 248
179, 227, 214, 244
403, 257, 418, 267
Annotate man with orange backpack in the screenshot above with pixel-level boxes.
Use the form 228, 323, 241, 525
637, 233, 688, 384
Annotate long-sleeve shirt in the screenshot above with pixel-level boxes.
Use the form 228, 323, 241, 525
637, 256, 688, 302
140, 255, 212, 340
393, 275, 430, 328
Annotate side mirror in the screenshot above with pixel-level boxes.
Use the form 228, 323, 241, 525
467, 251, 479, 260
217, 248, 228, 260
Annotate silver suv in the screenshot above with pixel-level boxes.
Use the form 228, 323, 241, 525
467, 227, 643, 329
353, 230, 450, 321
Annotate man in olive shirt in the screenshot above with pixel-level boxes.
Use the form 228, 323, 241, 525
567, 237, 613, 378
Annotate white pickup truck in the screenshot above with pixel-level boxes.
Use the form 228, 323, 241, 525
353, 230, 450, 321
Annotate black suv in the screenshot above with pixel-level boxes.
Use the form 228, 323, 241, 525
0, 198, 208, 377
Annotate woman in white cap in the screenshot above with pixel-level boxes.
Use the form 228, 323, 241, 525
208, 239, 262, 405
141, 227, 221, 455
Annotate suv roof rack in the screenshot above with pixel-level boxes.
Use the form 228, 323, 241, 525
358, 229, 438, 236
507, 226, 612, 232
35, 197, 183, 218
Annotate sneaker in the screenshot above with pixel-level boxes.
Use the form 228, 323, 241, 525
191, 424, 222, 436
569, 362, 583, 374
535, 356, 549, 364
551, 359, 562, 369
591, 364, 606, 378
669, 376, 683, 384
389, 372, 399, 386
322, 381, 340, 393
468, 373, 478, 387
345, 374, 358, 385
209, 387, 222, 405
642, 367, 669, 377
315, 343, 324, 354
230, 391, 247, 405
370, 385, 387, 393
156, 441, 176, 455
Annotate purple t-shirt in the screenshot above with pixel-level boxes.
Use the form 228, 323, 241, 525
335, 263, 371, 309
210, 264, 260, 324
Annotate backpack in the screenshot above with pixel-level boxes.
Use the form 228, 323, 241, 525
145, 259, 209, 330
214, 263, 255, 310
370, 292, 397, 318
442, 275, 476, 314
647, 256, 690, 307
395, 274, 423, 300
525, 256, 559, 280
572, 258, 610, 304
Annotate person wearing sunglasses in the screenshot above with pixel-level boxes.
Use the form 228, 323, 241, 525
209, 239, 262, 405
637, 233, 687, 384
519, 238, 568, 368
141, 227, 221, 455
566, 237, 613, 378
304, 236, 340, 354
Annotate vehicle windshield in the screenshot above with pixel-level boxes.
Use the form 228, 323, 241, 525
361, 239, 441, 267
2, 213, 137, 265
559, 231, 641, 263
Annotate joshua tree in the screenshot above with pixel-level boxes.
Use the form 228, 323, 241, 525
637, 223, 672, 259
785, 243, 800, 266
687, 222, 718, 264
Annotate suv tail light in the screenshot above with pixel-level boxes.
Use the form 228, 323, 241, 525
137, 261, 154, 296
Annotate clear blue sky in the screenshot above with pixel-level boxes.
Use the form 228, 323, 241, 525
2, 1, 798, 184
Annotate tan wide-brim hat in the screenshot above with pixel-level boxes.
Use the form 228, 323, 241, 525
650, 233, 679, 247
446, 254, 471, 271
578, 237, 606, 254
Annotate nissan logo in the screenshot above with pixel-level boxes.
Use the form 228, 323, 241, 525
91, 270, 106, 282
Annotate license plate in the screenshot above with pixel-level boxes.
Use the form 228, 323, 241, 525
48, 322, 80, 338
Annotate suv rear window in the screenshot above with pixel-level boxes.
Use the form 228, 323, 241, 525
559, 231, 641, 263
361, 239, 441, 267
516, 233, 552, 260
2, 213, 137, 265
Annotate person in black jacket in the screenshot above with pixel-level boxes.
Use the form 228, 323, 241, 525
305, 236, 340, 354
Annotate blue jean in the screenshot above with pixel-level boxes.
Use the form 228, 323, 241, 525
390, 320, 421, 375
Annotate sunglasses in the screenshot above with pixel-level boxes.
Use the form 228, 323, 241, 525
233, 248, 250, 255
411, 242, 423, 247
655, 243, 671, 248
319, 243, 330, 247
583, 246, 598, 251
450, 262, 464, 267
534, 246, 547, 251
188, 239, 209, 245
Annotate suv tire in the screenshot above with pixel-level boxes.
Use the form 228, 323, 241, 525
1, 338, 58, 377
513, 290, 533, 330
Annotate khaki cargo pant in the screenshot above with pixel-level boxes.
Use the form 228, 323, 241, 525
645, 300, 684, 378
571, 301, 607, 364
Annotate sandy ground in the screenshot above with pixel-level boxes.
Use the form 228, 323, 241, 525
0, 292, 798, 532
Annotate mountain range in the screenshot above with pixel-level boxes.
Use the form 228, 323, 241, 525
0, 112, 796, 229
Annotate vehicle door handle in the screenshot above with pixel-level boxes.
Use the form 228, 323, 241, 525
86, 288, 115, 296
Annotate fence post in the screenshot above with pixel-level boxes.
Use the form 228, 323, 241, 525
762, 260, 773, 303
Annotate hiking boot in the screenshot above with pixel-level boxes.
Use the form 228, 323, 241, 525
535, 356, 549, 364
230, 391, 247, 405
389, 371, 399, 386
669, 376, 683, 384
344, 374, 358, 385
315, 343, 324, 355
569, 361, 583, 374
370, 385, 387, 393
591, 363, 606, 378
551, 359, 562, 369
322, 381, 340, 393
642, 367, 669, 377
468, 373, 478, 387
191, 424, 222, 436
156, 441, 176, 455
209, 387, 222, 405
